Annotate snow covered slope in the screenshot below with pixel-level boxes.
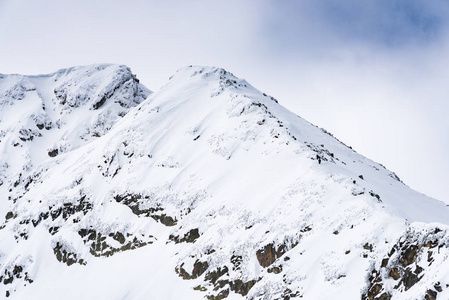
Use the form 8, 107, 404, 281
0, 64, 150, 214
0, 65, 448, 300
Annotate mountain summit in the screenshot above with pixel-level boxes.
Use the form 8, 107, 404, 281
0, 65, 448, 300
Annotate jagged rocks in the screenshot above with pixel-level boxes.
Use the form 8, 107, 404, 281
399, 245, 418, 267
256, 243, 285, 268
363, 226, 448, 300
256, 241, 295, 268
48, 148, 58, 157
0, 264, 33, 297
151, 214, 177, 227
229, 279, 258, 296
18, 128, 41, 142
34, 196, 93, 224
230, 254, 243, 271
169, 228, 200, 244
5, 211, 15, 221
281, 288, 302, 299
53, 242, 85, 266
425, 289, 437, 300
78, 228, 151, 257
114, 193, 178, 226
401, 267, 423, 291
267, 265, 283, 274
177, 261, 260, 299
389, 267, 400, 280
176, 260, 209, 280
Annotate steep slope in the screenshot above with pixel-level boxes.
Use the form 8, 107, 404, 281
1, 65, 448, 300
0, 64, 150, 215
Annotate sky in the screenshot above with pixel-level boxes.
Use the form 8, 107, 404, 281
0, 0, 448, 203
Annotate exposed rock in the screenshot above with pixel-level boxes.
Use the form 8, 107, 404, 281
363, 226, 447, 299
267, 265, 283, 274
256, 243, 286, 268
399, 245, 418, 267
78, 228, 149, 257
425, 289, 437, 300
48, 148, 58, 157
5, 211, 14, 221
205, 266, 229, 285
389, 267, 400, 280
281, 288, 302, 299
53, 242, 85, 266
169, 228, 200, 244
114, 193, 177, 226
364, 243, 374, 252
0, 264, 33, 291
366, 283, 382, 300
377, 292, 392, 300
176, 260, 209, 280
152, 214, 177, 226
230, 254, 243, 271
402, 267, 422, 291
229, 278, 258, 296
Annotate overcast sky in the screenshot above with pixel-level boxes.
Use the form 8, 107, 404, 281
1, 0, 448, 203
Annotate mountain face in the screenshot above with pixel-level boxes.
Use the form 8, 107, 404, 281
0, 65, 448, 300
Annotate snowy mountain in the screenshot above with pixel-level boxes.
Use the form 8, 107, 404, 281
0, 64, 448, 300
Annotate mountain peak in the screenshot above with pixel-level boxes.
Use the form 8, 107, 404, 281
0, 64, 150, 201
1, 64, 449, 300
168, 65, 278, 102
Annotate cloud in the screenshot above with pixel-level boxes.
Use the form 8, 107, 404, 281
262, 0, 449, 55
248, 1, 449, 203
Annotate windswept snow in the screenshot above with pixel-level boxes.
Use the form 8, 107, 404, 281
0, 65, 448, 300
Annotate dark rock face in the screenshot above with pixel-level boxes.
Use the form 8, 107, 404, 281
230, 254, 242, 271
173, 238, 300, 299
169, 228, 200, 244
5, 211, 14, 221
389, 268, 400, 280
377, 292, 392, 300
31, 195, 92, 227
362, 226, 447, 300
78, 228, 150, 257
229, 278, 258, 296
48, 148, 58, 157
0, 264, 33, 297
176, 257, 262, 299
114, 193, 177, 226
281, 288, 302, 299
205, 266, 229, 285
401, 267, 422, 291
425, 289, 437, 300
399, 245, 418, 267
53, 242, 85, 266
256, 240, 298, 268
256, 243, 286, 268
176, 260, 209, 280
367, 284, 382, 300
267, 265, 283, 274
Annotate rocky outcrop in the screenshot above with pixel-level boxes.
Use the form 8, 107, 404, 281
53, 242, 86, 266
256, 240, 298, 268
363, 226, 449, 300
169, 228, 200, 243
78, 228, 152, 257
114, 193, 178, 226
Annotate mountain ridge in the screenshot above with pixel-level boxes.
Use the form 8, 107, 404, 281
0, 64, 448, 300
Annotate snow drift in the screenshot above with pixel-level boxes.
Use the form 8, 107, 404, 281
0, 64, 448, 300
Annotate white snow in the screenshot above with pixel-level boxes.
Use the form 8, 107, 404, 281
0, 65, 448, 299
